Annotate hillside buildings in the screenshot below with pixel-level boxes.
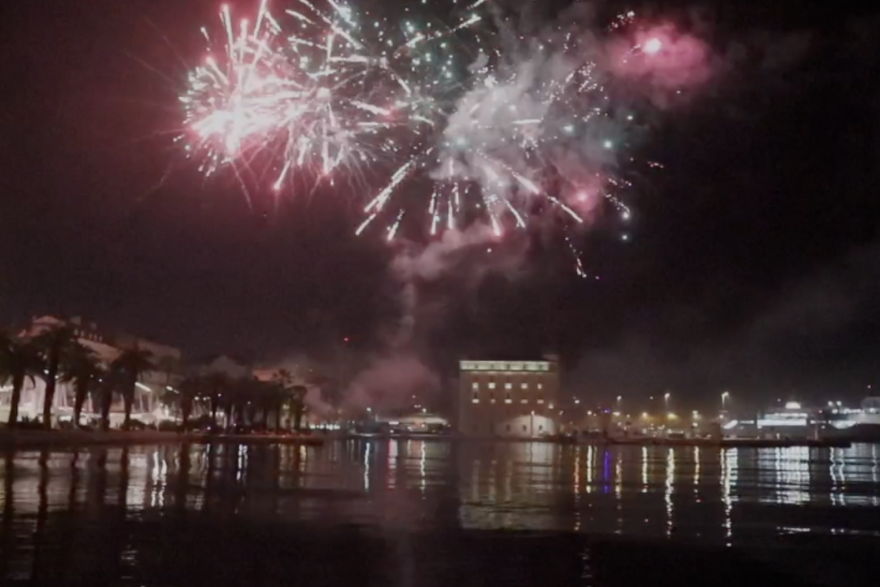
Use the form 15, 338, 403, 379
457, 355, 560, 437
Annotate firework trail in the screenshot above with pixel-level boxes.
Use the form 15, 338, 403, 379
179, 0, 486, 195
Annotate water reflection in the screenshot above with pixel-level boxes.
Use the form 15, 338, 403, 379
1, 440, 880, 583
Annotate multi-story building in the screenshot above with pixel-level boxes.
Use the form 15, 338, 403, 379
457, 356, 560, 437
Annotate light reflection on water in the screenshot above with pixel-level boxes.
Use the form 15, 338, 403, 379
2, 441, 880, 541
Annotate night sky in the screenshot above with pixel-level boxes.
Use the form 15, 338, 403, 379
2, 0, 879, 408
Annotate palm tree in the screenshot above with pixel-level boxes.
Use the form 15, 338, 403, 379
162, 376, 203, 430
223, 377, 254, 432
156, 355, 178, 387
31, 325, 78, 429
112, 347, 155, 430
235, 377, 263, 428
96, 365, 118, 432
269, 370, 296, 433
62, 345, 102, 428
203, 372, 231, 431
0, 332, 40, 428
272, 383, 292, 434
290, 385, 308, 432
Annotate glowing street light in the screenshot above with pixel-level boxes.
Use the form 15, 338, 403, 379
721, 391, 730, 410
664, 392, 671, 411
616, 395, 623, 410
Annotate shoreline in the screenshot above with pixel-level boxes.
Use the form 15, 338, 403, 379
0, 429, 325, 449
338, 433, 856, 448
0, 429, 859, 450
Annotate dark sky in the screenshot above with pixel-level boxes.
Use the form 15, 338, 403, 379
2, 0, 879, 407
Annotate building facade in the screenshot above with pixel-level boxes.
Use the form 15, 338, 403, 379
0, 315, 182, 426
457, 356, 560, 437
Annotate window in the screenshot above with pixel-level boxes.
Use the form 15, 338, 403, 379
521, 383, 528, 390
488, 382, 496, 390
537, 383, 543, 390
505, 391, 511, 401
504, 382, 512, 390
472, 382, 479, 390
522, 425, 527, 432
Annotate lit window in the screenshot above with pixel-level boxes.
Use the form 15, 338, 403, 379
505, 382, 512, 390
488, 382, 496, 390
521, 383, 528, 389
521, 399, 528, 403
537, 399, 544, 404
537, 383, 543, 390
472, 382, 478, 390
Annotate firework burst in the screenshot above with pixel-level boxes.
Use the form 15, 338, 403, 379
359, 9, 653, 277
179, 0, 486, 195
179, 2, 676, 277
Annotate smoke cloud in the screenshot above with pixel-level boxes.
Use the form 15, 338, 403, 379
607, 25, 713, 93
343, 352, 440, 412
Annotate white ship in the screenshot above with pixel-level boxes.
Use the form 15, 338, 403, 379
819, 397, 880, 439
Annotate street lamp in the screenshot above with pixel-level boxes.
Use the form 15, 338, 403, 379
664, 392, 671, 412
616, 395, 622, 410
721, 391, 730, 411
